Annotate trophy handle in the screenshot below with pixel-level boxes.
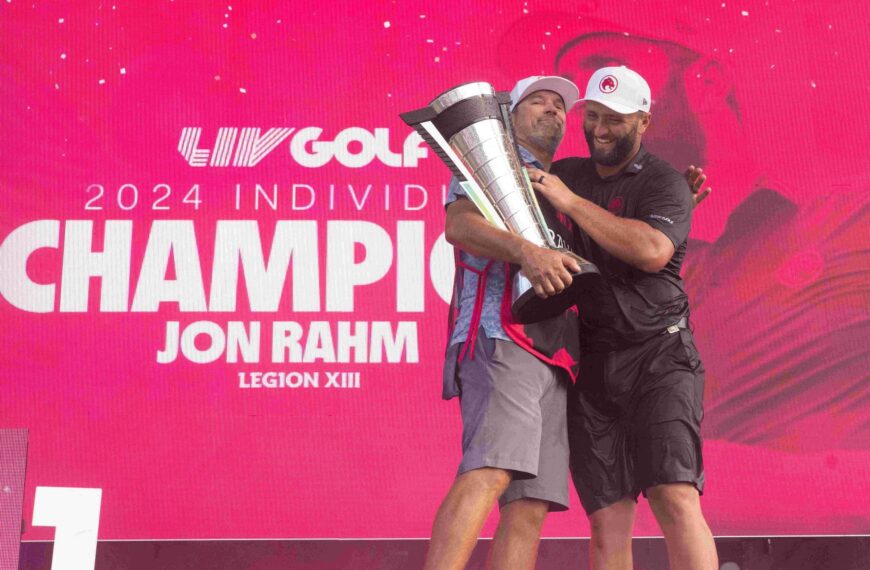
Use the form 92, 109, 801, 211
458, 181, 508, 231
557, 248, 596, 268
520, 169, 558, 249
512, 252, 602, 324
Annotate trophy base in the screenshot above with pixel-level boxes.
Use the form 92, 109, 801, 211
511, 260, 601, 324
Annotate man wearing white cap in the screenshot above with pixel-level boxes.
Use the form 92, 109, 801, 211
529, 66, 718, 570
425, 75, 585, 570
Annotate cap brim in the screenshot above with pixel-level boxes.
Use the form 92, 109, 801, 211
512, 76, 580, 111
579, 96, 642, 115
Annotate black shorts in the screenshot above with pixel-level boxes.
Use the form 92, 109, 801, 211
567, 327, 705, 515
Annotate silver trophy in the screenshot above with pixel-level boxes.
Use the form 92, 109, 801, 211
400, 82, 599, 324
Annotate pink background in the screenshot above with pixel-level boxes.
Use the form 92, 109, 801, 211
1, 0, 868, 540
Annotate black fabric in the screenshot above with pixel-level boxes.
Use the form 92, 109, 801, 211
567, 328, 705, 515
551, 146, 694, 351
431, 95, 504, 141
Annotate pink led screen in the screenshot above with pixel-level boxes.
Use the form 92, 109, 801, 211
1, 0, 868, 540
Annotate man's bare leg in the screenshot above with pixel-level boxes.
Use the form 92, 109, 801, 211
646, 483, 718, 570
486, 498, 549, 570
424, 467, 512, 570
587, 497, 636, 570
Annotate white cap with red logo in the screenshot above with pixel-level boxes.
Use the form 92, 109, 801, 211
581, 66, 652, 114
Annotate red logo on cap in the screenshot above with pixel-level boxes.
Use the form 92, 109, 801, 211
599, 75, 618, 93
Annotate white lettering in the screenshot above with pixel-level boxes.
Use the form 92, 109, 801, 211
396, 221, 424, 312
1, 220, 450, 313
333, 127, 377, 168
32, 486, 101, 570
272, 321, 304, 362
404, 184, 428, 211
157, 321, 180, 363
0, 220, 59, 313
292, 184, 315, 210
325, 221, 392, 311
209, 221, 319, 312
303, 321, 335, 363
131, 221, 206, 311
336, 321, 368, 362
179, 320, 226, 364
402, 131, 428, 167
430, 232, 454, 304
181, 127, 428, 168
59, 220, 132, 312
371, 321, 418, 363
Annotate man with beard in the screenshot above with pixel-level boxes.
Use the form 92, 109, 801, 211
424, 76, 585, 570
550, 26, 870, 459
529, 66, 718, 570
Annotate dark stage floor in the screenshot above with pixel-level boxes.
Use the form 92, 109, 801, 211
18, 536, 870, 569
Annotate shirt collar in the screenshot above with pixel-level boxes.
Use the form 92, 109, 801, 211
623, 145, 648, 175
518, 145, 544, 169
596, 145, 649, 181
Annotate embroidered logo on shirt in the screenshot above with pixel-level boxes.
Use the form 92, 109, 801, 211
648, 214, 674, 224
607, 196, 625, 215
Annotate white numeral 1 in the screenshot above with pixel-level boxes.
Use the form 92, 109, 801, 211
32, 487, 102, 570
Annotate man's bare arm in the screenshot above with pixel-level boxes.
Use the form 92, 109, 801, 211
527, 168, 675, 273
562, 195, 674, 273
445, 198, 581, 297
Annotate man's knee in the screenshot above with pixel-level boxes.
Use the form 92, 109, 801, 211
588, 499, 635, 550
646, 483, 702, 526
501, 498, 549, 528
457, 467, 513, 495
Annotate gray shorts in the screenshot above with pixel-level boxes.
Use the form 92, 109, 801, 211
443, 334, 570, 511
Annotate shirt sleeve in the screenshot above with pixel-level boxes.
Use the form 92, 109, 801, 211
445, 176, 467, 207
636, 170, 693, 248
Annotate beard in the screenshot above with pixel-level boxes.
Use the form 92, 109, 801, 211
584, 121, 639, 167
525, 116, 564, 155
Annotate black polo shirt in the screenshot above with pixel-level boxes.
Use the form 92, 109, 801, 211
551, 146, 694, 352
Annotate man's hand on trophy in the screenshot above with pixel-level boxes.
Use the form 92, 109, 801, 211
519, 242, 582, 298
527, 168, 577, 214
685, 165, 712, 208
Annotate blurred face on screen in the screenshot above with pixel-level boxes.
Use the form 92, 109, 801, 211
511, 89, 567, 156
555, 33, 706, 168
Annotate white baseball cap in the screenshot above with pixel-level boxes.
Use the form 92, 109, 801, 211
510, 75, 580, 111
581, 66, 651, 114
